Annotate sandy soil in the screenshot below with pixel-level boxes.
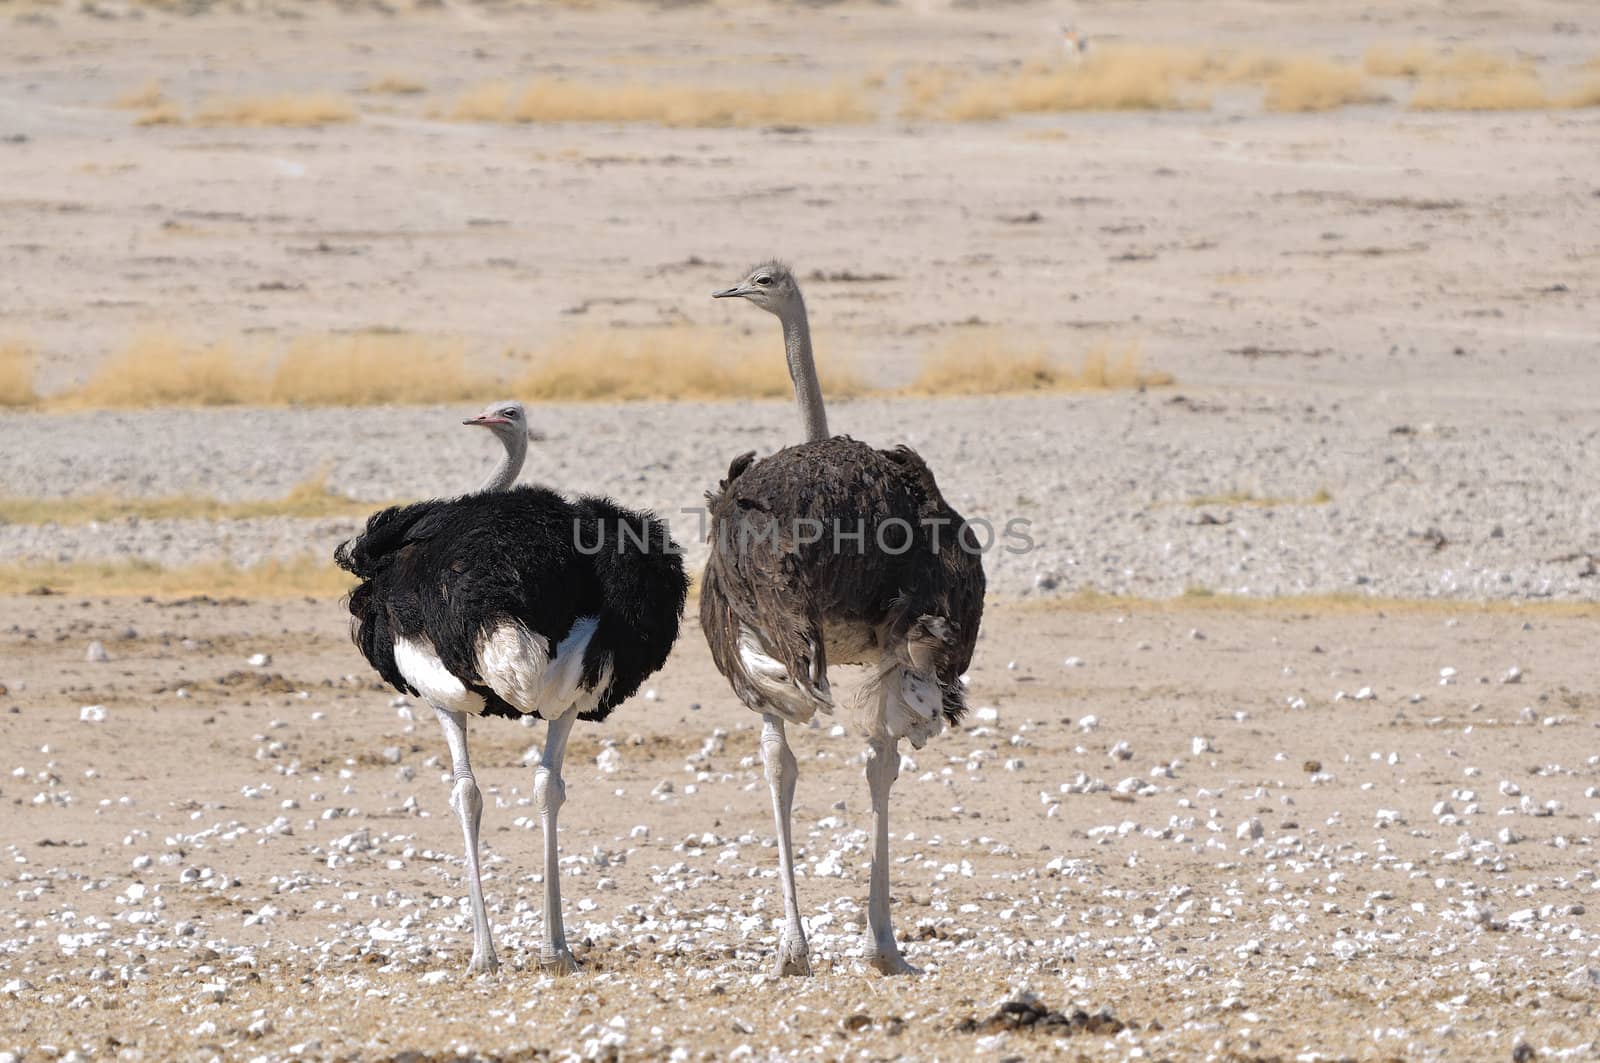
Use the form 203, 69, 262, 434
2, 2, 1599, 604
2, 2, 1600, 1060
2, 594, 1598, 1061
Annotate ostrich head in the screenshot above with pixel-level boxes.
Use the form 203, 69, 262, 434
463, 400, 530, 446
713, 261, 802, 319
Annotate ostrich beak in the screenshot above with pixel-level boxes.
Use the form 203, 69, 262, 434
713, 285, 753, 299
463, 414, 509, 427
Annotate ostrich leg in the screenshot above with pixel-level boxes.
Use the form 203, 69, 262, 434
533, 706, 579, 974
865, 735, 919, 975
435, 705, 498, 974
762, 714, 811, 976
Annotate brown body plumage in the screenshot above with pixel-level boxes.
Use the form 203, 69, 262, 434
701, 436, 984, 739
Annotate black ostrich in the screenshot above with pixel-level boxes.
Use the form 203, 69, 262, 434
335, 401, 688, 974
702, 265, 986, 976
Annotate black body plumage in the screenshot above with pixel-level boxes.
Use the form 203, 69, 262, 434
336, 485, 687, 722
699, 436, 985, 726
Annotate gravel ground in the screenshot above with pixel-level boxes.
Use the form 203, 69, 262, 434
2, 4, 1599, 1060
3, 390, 1597, 600
1, 596, 1597, 1061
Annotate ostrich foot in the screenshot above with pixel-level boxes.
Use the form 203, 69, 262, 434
774, 933, 813, 977
540, 948, 580, 976
466, 949, 500, 975
867, 948, 921, 977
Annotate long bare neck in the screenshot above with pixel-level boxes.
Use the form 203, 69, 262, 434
478, 433, 526, 493
780, 295, 830, 443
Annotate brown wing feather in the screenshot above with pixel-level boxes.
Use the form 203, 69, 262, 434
701, 437, 985, 723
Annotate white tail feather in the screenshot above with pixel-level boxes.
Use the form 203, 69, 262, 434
475, 620, 552, 713
474, 615, 607, 719
738, 626, 833, 725
395, 634, 486, 715
856, 660, 944, 748
887, 669, 943, 748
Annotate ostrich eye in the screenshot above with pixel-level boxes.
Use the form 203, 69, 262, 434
755, 275, 772, 286
502, 408, 518, 418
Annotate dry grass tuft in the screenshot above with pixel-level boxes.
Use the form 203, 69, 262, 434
365, 74, 426, 96
1365, 43, 1530, 81
1184, 487, 1333, 508
1561, 77, 1600, 108
0, 556, 352, 598
909, 332, 1172, 395
899, 64, 963, 120
0, 342, 38, 407
1408, 71, 1549, 111
0, 470, 374, 526
518, 326, 864, 401
133, 103, 185, 127
60, 331, 495, 409
943, 47, 1204, 119
113, 79, 166, 110
1362, 43, 1564, 110
194, 93, 357, 127
1263, 57, 1381, 112
68, 332, 257, 408
267, 334, 493, 406
450, 78, 872, 127
449, 80, 514, 121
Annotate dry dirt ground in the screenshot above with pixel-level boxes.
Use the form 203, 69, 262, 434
1, 1, 1597, 398
2, 595, 1599, 1061
2, 1, 1600, 1060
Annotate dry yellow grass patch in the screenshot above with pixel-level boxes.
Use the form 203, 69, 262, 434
1409, 71, 1550, 111
518, 326, 864, 401
193, 93, 357, 127
133, 103, 184, 127
0, 556, 352, 597
1562, 78, 1600, 108
943, 47, 1204, 119
59, 331, 496, 409
899, 64, 965, 120
1263, 57, 1381, 112
448, 80, 514, 121
365, 75, 426, 96
68, 332, 257, 408
0, 342, 37, 407
1365, 43, 1530, 81
266, 334, 493, 406
113, 79, 166, 109
0, 471, 373, 526
1364, 42, 1564, 110
450, 78, 872, 127
1184, 487, 1333, 508
908, 332, 1171, 395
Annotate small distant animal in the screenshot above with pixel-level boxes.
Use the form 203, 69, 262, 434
335, 401, 688, 975
1061, 24, 1090, 61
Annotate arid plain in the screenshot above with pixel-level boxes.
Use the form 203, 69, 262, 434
2, 1, 1599, 1060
